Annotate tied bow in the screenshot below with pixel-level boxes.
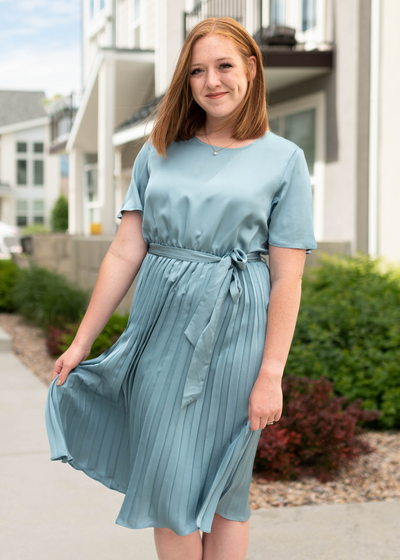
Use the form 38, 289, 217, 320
181, 248, 248, 409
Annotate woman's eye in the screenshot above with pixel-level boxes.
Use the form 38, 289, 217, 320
190, 63, 232, 76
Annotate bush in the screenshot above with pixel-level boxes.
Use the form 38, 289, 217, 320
254, 375, 380, 482
50, 195, 68, 232
11, 265, 89, 330
20, 224, 50, 236
47, 311, 130, 360
0, 260, 21, 312
287, 252, 400, 429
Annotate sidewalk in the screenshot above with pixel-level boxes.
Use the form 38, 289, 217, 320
1, 325, 399, 560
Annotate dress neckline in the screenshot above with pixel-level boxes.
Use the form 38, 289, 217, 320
191, 130, 270, 151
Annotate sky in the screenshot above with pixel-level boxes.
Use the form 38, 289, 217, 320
0, 0, 81, 99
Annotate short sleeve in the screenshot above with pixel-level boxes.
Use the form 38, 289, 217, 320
116, 142, 151, 219
267, 147, 318, 254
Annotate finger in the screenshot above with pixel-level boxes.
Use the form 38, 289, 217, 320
249, 416, 261, 432
56, 364, 72, 386
51, 362, 63, 382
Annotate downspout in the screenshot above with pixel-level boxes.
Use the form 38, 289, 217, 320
368, 0, 381, 258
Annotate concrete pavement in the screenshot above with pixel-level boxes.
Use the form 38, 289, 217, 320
1, 325, 399, 560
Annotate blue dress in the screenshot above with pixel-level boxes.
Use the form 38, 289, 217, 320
45, 130, 317, 536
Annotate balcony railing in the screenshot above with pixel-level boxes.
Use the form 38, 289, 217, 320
184, 0, 332, 51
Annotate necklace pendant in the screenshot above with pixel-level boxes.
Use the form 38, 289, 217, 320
213, 151, 217, 156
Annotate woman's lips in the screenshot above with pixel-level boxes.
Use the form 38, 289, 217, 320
206, 92, 227, 99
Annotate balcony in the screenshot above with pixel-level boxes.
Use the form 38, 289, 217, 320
184, 0, 332, 48
184, 0, 333, 92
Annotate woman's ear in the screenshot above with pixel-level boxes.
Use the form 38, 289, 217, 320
248, 55, 257, 81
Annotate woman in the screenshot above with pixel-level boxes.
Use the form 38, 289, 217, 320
45, 16, 317, 560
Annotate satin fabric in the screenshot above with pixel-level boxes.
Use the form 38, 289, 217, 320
45, 130, 317, 536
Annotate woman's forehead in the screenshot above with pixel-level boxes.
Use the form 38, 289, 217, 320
190, 35, 240, 63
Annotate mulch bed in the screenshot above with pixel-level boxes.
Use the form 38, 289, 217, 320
1, 311, 399, 510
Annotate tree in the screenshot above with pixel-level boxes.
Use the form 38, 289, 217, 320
51, 195, 68, 232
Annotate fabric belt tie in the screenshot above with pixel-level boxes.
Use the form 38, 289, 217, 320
147, 243, 264, 410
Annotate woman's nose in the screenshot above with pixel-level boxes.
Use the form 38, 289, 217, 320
205, 68, 221, 88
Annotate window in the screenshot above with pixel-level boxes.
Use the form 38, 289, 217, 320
34, 142, 44, 153
267, 91, 326, 241
270, 0, 286, 26
134, 0, 140, 19
33, 200, 44, 212
17, 160, 27, 185
16, 200, 28, 226
90, 0, 94, 18
284, 108, 316, 176
268, 109, 315, 177
17, 200, 28, 212
34, 160, 44, 185
100, 0, 105, 9
60, 155, 69, 177
17, 216, 28, 226
17, 142, 27, 153
33, 200, 45, 224
302, 0, 317, 32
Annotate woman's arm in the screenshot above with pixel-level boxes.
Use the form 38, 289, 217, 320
52, 210, 148, 384
248, 245, 306, 431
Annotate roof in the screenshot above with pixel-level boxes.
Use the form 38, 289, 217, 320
0, 90, 47, 128
115, 93, 165, 133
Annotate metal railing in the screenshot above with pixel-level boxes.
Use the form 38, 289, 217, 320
184, 1, 262, 39
184, 0, 331, 51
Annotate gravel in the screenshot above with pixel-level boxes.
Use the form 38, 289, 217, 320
1, 311, 399, 510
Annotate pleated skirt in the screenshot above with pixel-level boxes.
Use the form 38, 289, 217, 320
45, 250, 270, 536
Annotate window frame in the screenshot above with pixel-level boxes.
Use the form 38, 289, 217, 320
267, 91, 326, 241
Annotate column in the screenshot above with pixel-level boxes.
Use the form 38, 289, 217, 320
97, 56, 116, 235
68, 148, 84, 235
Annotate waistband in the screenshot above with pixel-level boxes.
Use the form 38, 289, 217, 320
148, 243, 263, 264
147, 243, 265, 410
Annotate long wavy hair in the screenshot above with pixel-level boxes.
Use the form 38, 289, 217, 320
144, 17, 269, 157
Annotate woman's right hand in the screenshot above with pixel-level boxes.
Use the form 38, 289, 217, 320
51, 342, 92, 386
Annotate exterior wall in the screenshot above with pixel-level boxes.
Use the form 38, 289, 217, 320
154, 0, 186, 96
28, 234, 349, 312
116, 0, 129, 47
0, 133, 15, 224
29, 234, 139, 313
269, 0, 364, 255
378, 0, 400, 262
0, 124, 60, 229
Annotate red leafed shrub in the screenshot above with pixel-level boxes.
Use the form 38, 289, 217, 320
253, 375, 381, 482
46, 323, 77, 356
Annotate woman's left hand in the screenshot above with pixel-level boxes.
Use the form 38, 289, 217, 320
248, 375, 283, 431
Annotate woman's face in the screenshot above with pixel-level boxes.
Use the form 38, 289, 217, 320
189, 33, 257, 125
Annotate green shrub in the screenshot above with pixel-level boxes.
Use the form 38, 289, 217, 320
51, 311, 129, 360
0, 259, 21, 312
20, 224, 50, 236
11, 265, 89, 330
50, 195, 68, 232
287, 252, 400, 428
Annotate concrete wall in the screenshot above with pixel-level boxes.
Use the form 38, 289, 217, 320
30, 234, 137, 313
28, 234, 351, 314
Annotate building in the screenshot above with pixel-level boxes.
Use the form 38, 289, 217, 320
0, 90, 63, 229
67, 0, 400, 262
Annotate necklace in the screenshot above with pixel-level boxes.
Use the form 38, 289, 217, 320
203, 131, 237, 156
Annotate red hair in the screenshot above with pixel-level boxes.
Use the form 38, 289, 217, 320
145, 17, 269, 157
